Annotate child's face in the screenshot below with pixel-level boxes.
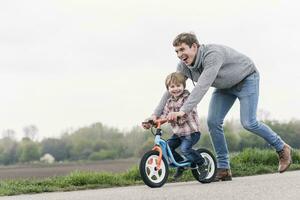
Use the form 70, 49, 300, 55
168, 82, 184, 98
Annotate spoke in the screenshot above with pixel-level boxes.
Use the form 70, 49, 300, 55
146, 158, 157, 169
147, 165, 157, 178
147, 166, 156, 177
151, 158, 158, 168
146, 162, 155, 169
152, 169, 160, 180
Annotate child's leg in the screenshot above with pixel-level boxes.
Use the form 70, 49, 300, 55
167, 134, 184, 162
180, 132, 204, 165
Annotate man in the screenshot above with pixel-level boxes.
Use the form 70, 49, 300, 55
152, 32, 292, 181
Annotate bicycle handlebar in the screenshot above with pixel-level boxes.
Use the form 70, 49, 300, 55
142, 118, 168, 129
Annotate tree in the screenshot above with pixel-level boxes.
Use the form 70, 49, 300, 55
23, 125, 38, 141
2, 129, 16, 139
17, 138, 41, 162
40, 138, 69, 161
0, 137, 18, 165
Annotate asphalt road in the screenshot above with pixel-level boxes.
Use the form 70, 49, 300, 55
1, 170, 299, 200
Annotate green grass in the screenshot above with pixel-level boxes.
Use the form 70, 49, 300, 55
1, 148, 300, 196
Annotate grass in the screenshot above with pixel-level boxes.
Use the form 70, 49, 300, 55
0, 148, 300, 196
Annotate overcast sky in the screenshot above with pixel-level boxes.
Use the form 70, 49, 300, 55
1, 0, 300, 140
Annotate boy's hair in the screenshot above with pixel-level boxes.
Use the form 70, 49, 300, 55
172, 32, 200, 48
165, 72, 186, 89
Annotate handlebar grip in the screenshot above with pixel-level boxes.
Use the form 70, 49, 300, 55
142, 118, 168, 128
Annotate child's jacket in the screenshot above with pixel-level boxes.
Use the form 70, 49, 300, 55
162, 90, 200, 136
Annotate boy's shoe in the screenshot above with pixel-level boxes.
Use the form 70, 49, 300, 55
173, 167, 184, 181
277, 144, 292, 173
214, 168, 232, 182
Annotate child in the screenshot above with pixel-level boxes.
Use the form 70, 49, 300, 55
143, 72, 205, 180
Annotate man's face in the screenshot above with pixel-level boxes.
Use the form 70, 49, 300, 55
174, 43, 198, 66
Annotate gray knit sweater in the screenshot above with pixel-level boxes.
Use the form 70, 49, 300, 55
154, 44, 258, 116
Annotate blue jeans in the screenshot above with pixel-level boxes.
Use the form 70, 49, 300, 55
167, 132, 204, 165
207, 72, 285, 169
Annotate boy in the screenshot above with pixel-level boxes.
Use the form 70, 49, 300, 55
143, 72, 205, 180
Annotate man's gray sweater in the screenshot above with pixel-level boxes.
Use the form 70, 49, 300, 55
154, 44, 258, 116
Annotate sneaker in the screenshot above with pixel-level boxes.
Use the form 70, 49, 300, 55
214, 168, 232, 182
277, 144, 292, 173
173, 167, 184, 181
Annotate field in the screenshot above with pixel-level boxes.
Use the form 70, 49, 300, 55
0, 158, 139, 180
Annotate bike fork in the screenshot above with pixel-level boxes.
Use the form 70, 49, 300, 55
152, 145, 163, 170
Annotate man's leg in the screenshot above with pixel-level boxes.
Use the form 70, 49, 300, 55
207, 89, 237, 169
238, 73, 292, 172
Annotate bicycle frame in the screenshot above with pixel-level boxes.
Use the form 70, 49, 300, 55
152, 120, 192, 170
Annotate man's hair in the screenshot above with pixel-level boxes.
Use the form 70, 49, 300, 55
165, 72, 186, 89
172, 32, 200, 48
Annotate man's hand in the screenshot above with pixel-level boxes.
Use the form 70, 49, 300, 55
142, 115, 158, 129
167, 111, 185, 122
142, 121, 151, 129
151, 114, 158, 121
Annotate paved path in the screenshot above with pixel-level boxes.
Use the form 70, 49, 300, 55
1, 171, 299, 200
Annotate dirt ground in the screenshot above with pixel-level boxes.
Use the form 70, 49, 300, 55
0, 158, 139, 180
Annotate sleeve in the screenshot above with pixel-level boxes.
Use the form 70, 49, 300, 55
177, 95, 189, 125
153, 91, 171, 117
180, 52, 224, 114
160, 101, 170, 119
176, 63, 189, 79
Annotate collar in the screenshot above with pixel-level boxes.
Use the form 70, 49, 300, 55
187, 44, 205, 70
170, 89, 190, 101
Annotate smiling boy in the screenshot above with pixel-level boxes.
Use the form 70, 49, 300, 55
143, 72, 205, 180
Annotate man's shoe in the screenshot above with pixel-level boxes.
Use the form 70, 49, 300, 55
214, 168, 232, 182
277, 144, 292, 173
173, 167, 184, 181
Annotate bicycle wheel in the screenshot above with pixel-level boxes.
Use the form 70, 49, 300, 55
139, 150, 169, 188
191, 148, 217, 183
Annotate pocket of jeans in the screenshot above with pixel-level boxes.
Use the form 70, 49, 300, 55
236, 78, 257, 96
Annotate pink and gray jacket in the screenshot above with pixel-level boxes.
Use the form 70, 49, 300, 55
161, 90, 200, 137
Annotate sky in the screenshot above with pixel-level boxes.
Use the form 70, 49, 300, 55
0, 0, 300, 140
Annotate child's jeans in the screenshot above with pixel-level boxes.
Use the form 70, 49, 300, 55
167, 132, 204, 165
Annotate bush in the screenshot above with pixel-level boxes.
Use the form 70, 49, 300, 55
88, 150, 118, 160
231, 148, 278, 166
17, 139, 41, 163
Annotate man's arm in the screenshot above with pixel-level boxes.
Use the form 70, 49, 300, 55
180, 52, 224, 114
153, 91, 171, 117
160, 100, 170, 119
